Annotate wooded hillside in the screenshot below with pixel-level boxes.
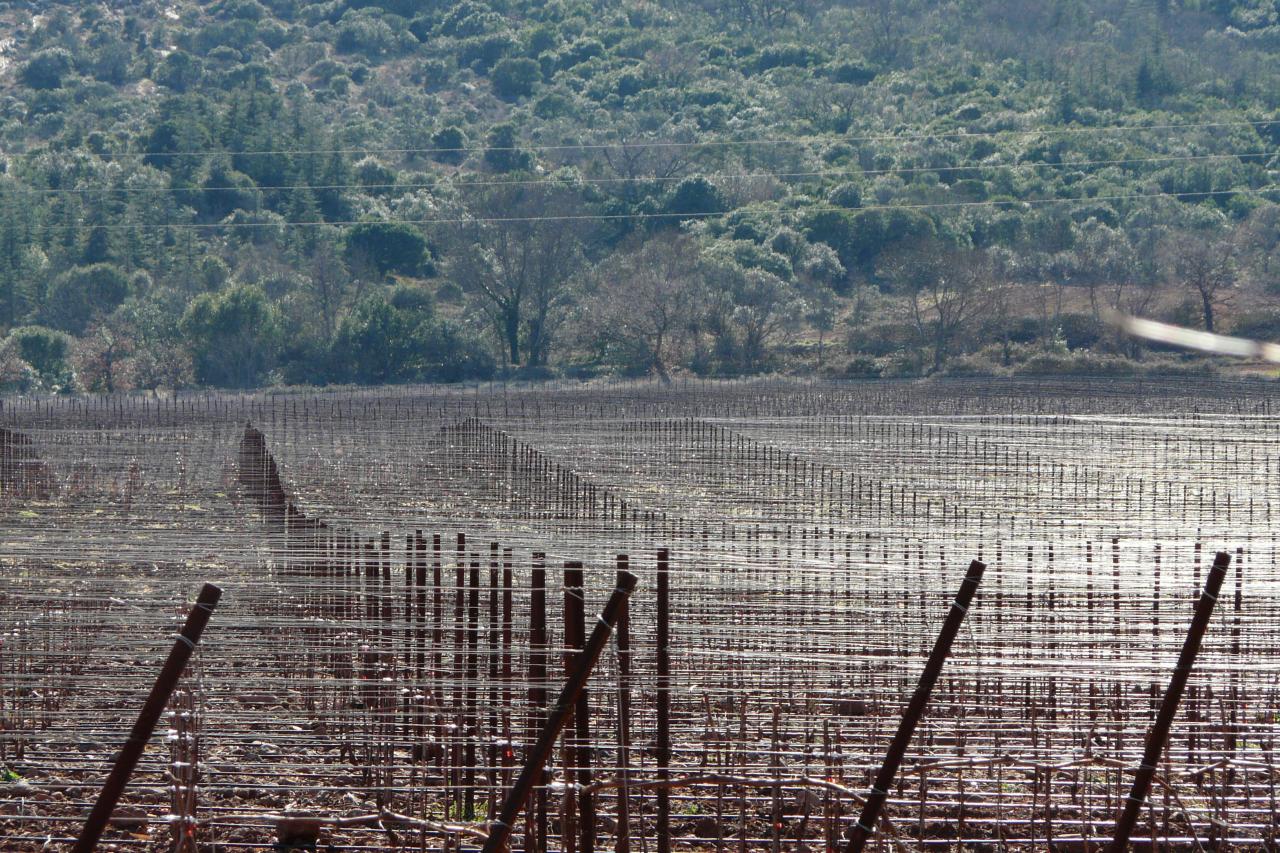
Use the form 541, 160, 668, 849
0, 0, 1277, 390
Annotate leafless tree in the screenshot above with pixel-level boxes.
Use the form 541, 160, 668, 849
1070, 223, 1158, 354
447, 184, 586, 367
1161, 230, 1239, 333
306, 239, 350, 341
585, 236, 704, 383
881, 241, 991, 374
703, 261, 804, 373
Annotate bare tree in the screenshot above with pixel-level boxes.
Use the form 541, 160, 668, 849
1236, 206, 1280, 292
863, 0, 906, 65
1162, 230, 1239, 333
881, 241, 991, 374
1071, 223, 1158, 354
306, 239, 350, 341
585, 236, 704, 383
703, 262, 803, 373
447, 184, 586, 367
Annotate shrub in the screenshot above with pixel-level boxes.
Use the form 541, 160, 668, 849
491, 56, 540, 99
43, 265, 131, 335
21, 49, 74, 90
7, 326, 75, 391
343, 221, 429, 276
754, 44, 826, 72
827, 182, 862, 209
180, 284, 281, 388
663, 177, 725, 219
431, 126, 467, 164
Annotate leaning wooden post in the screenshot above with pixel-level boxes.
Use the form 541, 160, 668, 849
484, 570, 639, 853
1107, 550, 1232, 852
845, 559, 985, 853
74, 583, 223, 853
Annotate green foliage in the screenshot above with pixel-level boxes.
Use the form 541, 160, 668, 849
343, 222, 430, 276
0, 0, 1275, 389
154, 50, 205, 91
180, 284, 281, 387
431, 126, 468, 164
43, 264, 131, 335
328, 289, 495, 383
664, 177, 725, 219
827, 183, 863, 210
483, 124, 532, 172
7, 326, 75, 391
335, 10, 413, 58
753, 43, 827, 72
492, 56, 541, 99
21, 49, 74, 90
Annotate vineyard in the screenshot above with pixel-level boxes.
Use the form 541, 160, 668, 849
1, 377, 1278, 851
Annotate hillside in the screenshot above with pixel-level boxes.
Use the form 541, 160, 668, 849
0, 0, 1278, 390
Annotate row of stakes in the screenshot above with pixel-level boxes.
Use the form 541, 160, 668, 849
68, 549, 1235, 852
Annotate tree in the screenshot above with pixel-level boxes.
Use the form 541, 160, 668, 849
804, 285, 837, 371
306, 240, 351, 341
154, 50, 204, 92
6, 326, 75, 391
880, 242, 990, 374
21, 49, 73, 90
432, 126, 467, 165
328, 292, 424, 384
43, 264, 131, 335
701, 260, 803, 373
447, 183, 586, 367
585, 236, 704, 382
483, 124, 533, 173
111, 292, 195, 391
73, 322, 136, 392
343, 221, 430, 277
491, 57, 540, 99
663, 177, 726, 220
1162, 230, 1238, 333
1070, 222, 1157, 354
180, 284, 281, 387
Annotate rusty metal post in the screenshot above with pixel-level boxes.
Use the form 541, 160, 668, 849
846, 560, 985, 853
483, 570, 638, 853
1107, 550, 1232, 852
74, 583, 223, 853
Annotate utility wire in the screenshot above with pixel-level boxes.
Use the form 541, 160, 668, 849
2, 149, 1276, 197
22, 186, 1278, 231
16, 118, 1277, 161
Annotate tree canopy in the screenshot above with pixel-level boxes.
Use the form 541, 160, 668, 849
0, 0, 1278, 392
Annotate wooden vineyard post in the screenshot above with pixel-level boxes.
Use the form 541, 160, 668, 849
1106, 550, 1232, 852
656, 547, 672, 853
564, 561, 597, 853
845, 559, 985, 853
483, 570, 638, 853
615, 554, 632, 853
529, 552, 549, 853
74, 583, 222, 853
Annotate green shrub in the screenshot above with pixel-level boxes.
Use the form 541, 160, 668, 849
491, 56, 540, 99
21, 49, 74, 90
9, 326, 74, 386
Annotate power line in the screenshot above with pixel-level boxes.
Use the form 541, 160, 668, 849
3, 149, 1277, 197
30, 186, 1278, 232
17, 119, 1277, 161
